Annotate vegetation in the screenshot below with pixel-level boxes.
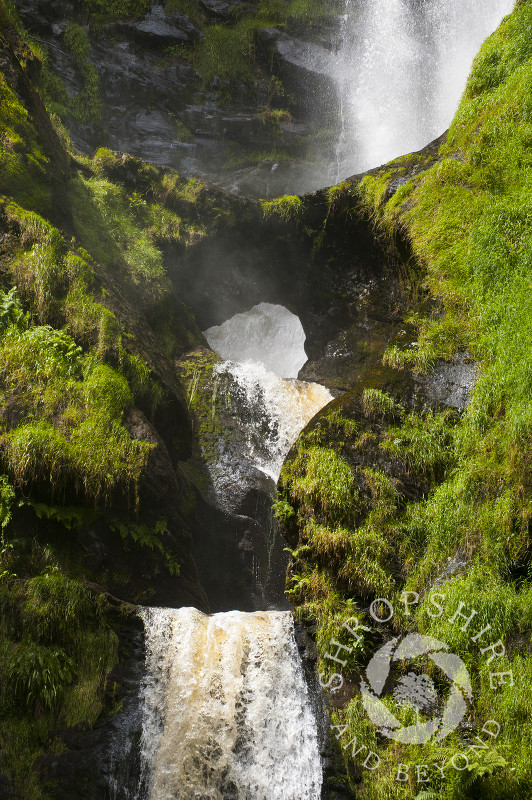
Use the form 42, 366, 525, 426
63, 23, 102, 125
193, 0, 344, 91
277, 3, 532, 797
0, 6, 236, 794
261, 194, 303, 222
0, 568, 119, 799
3, 0, 532, 796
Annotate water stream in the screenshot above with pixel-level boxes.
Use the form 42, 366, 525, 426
137, 608, 322, 800
331, 0, 514, 179
135, 305, 331, 798
130, 4, 516, 792
321, 0, 514, 183
204, 303, 333, 484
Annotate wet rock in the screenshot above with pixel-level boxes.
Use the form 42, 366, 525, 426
42, 617, 146, 800
14, 0, 339, 196
127, 4, 199, 46
418, 353, 477, 410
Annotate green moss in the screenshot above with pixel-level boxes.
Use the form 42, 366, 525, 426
0, 74, 51, 214
0, 292, 153, 507
63, 24, 102, 126
261, 194, 303, 223
192, 0, 338, 91
0, 570, 118, 800
74, 0, 150, 22
282, 6, 532, 796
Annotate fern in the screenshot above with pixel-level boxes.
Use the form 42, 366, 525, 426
8, 643, 76, 712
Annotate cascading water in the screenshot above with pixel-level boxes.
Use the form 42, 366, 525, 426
135, 305, 330, 797
330, 0, 514, 180
137, 607, 323, 800
204, 303, 333, 483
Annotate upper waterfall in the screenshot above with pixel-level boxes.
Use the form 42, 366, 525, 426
330, 0, 514, 180
203, 304, 333, 482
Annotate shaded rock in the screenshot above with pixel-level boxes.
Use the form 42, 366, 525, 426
128, 4, 199, 46
418, 353, 477, 410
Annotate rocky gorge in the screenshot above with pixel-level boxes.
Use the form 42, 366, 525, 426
0, 0, 531, 799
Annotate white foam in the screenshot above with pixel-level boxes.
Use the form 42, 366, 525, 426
138, 607, 323, 800
329, 0, 514, 180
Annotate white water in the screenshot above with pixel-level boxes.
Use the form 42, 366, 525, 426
205, 304, 333, 482
330, 0, 514, 179
138, 607, 322, 800
214, 360, 332, 482
204, 303, 308, 380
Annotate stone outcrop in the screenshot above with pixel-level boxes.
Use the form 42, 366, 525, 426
14, 0, 342, 195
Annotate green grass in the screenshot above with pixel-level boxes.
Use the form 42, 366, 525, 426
261, 194, 303, 223
278, 4, 532, 796
0, 73, 51, 214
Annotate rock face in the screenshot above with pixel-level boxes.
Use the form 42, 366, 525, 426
42, 615, 146, 800
14, 0, 342, 196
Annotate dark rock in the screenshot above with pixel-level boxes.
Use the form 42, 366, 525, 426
418, 353, 477, 410
199, 0, 235, 20
129, 4, 199, 46
41, 617, 146, 800
13, 0, 341, 196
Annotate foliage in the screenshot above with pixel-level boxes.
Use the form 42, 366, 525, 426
0, 311, 153, 507
0, 566, 119, 797
279, 5, 532, 797
193, 0, 342, 90
0, 475, 15, 532
0, 73, 51, 214
289, 445, 358, 526
8, 643, 76, 712
63, 24, 102, 125
361, 388, 403, 422
73, 0, 150, 21
109, 517, 181, 575
261, 194, 303, 223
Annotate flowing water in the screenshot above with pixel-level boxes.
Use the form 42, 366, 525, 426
211, 359, 332, 483
204, 303, 333, 483
137, 607, 323, 800
135, 306, 330, 797
330, 0, 514, 181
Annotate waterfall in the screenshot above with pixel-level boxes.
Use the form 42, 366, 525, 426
137, 607, 323, 800
133, 308, 330, 794
212, 360, 332, 482
204, 303, 333, 482
331, 0, 514, 180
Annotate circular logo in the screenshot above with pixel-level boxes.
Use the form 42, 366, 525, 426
360, 634, 472, 744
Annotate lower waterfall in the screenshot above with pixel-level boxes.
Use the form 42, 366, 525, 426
137, 607, 323, 800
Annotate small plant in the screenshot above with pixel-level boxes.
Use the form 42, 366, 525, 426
361, 388, 403, 421
0, 288, 29, 333
272, 497, 295, 523
0, 475, 15, 532
261, 195, 303, 223
8, 643, 76, 712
